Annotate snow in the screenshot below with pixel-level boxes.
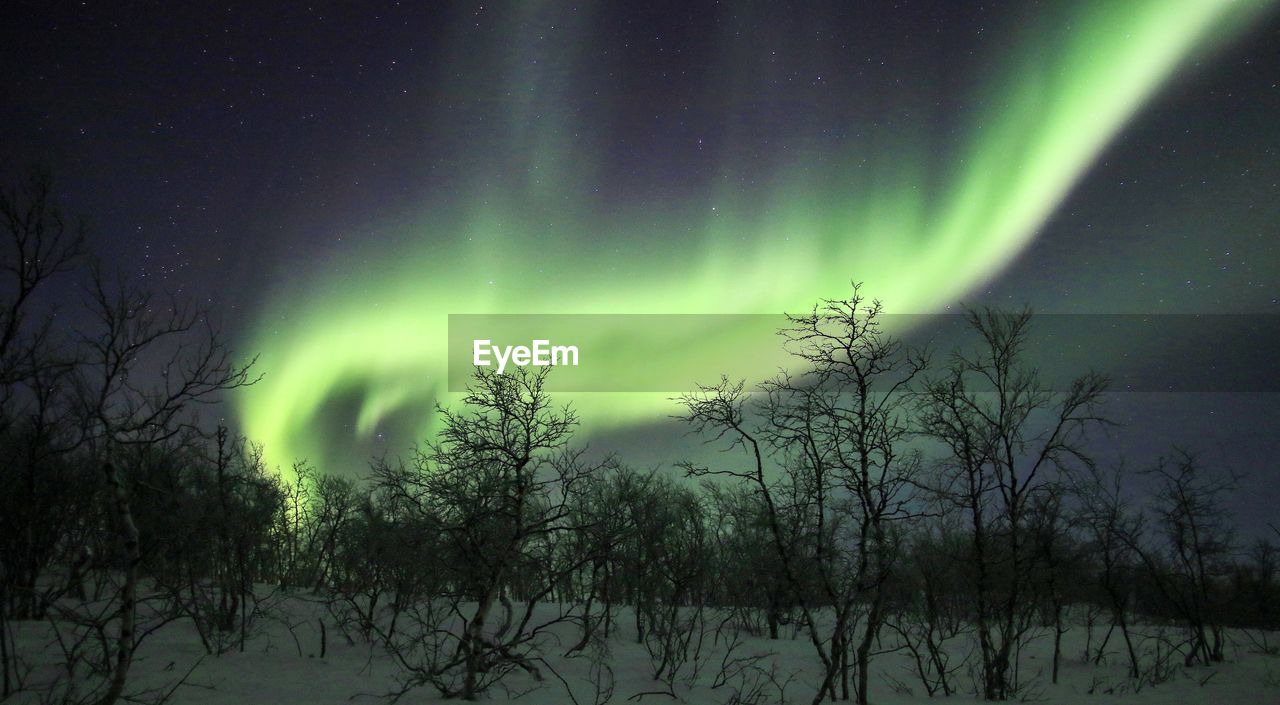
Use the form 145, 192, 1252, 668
8, 598, 1279, 704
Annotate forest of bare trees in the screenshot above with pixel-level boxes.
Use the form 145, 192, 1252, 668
2, 170, 1277, 704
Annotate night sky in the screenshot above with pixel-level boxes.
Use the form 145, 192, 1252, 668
3, 2, 1278, 529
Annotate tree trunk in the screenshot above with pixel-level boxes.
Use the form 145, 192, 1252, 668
99, 462, 140, 705
1051, 601, 1063, 684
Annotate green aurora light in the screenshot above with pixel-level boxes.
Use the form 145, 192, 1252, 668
237, 0, 1273, 477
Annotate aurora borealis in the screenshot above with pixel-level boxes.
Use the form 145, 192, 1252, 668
3, 0, 1278, 487
228, 0, 1273, 475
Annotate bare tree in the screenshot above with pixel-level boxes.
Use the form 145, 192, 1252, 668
0, 167, 93, 698
562, 462, 641, 652
918, 307, 1109, 700
1024, 485, 1084, 685
0, 166, 87, 637
680, 284, 926, 705
0, 166, 258, 704
0, 165, 84, 386
1126, 449, 1238, 667
1071, 462, 1143, 679
374, 365, 605, 700
74, 264, 257, 702
704, 483, 792, 641
886, 518, 971, 697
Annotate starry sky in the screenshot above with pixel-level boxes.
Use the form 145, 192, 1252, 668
2, 1, 1279, 529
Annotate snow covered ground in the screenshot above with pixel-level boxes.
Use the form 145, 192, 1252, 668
8, 597, 1279, 704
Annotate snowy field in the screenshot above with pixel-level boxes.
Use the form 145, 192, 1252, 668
8, 595, 1278, 704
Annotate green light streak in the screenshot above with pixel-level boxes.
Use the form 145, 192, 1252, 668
238, 0, 1272, 476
